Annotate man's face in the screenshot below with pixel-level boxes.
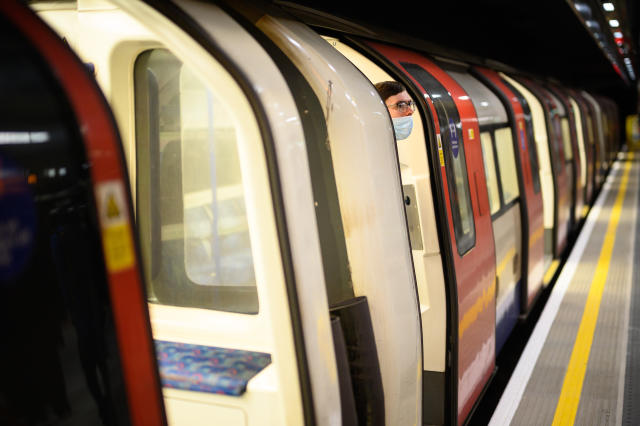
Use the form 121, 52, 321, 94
385, 90, 414, 118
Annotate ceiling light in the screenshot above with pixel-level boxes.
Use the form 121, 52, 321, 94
603, 2, 615, 12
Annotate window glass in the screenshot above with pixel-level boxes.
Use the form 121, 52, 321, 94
480, 132, 500, 214
135, 49, 257, 314
550, 114, 565, 172
400, 62, 475, 254
451, 134, 474, 236
525, 117, 542, 194
561, 118, 573, 160
495, 127, 519, 204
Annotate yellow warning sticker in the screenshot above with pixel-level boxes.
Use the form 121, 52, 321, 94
437, 133, 445, 166
102, 224, 135, 272
96, 181, 134, 272
468, 128, 475, 140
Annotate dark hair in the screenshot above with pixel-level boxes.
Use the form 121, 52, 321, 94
374, 81, 406, 102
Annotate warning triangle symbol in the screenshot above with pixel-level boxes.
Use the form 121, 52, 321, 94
106, 194, 120, 219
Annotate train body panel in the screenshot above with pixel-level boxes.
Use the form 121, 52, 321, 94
473, 67, 545, 312
564, 91, 590, 219
324, 34, 452, 418
540, 87, 578, 237
445, 68, 523, 353
547, 87, 582, 233
500, 74, 558, 270
569, 89, 599, 204
363, 42, 497, 424
582, 90, 608, 188
519, 78, 572, 258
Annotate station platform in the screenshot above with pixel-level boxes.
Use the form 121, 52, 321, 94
489, 150, 639, 425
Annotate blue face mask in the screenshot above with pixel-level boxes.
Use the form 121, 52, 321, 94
392, 116, 413, 140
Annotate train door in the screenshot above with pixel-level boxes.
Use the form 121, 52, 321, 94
569, 89, 598, 203
472, 67, 545, 315
31, 1, 346, 425
582, 90, 608, 189
359, 43, 496, 425
441, 64, 522, 354
545, 86, 581, 234
309, 34, 454, 425
503, 75, 571, 262
0, 1, 166, 425
550, 85, 588, 222
244, 10, 424, 426
530, 82, 574, 251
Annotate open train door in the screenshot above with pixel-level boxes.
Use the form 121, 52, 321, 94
358, 43, 497, 425
0, 1, 166, 425
26, 0, 350, 423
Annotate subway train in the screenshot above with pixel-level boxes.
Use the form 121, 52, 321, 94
0, 0, 621, 425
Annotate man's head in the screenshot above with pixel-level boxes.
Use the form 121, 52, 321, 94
375, 81, 415, 140
374, 81, 415, 118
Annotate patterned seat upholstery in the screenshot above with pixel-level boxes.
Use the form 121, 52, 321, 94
155, 340, 271, 396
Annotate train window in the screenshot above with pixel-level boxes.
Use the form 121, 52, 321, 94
480, 132, 501, 214
134, 49, 258, 314
561, 118, 573, 161
495, 127, 520, 204
400, 62, 475, 254
526, 117, 542, 195
550, 116, 565, 173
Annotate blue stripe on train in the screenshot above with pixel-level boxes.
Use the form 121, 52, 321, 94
495, 281, 521, 354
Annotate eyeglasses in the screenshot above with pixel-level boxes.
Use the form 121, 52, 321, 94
387, 100, 416, 113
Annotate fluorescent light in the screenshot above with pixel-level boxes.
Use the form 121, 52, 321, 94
0, 131, 50, 145
609, 19, 620, 27
603, 2, 614, 12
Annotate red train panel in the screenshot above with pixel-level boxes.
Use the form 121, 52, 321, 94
365, 41, 496, 425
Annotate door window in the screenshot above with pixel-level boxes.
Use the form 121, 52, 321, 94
135, 49, 257, 313
480, 132, 501, 214
401, 62, 476, 254
494, 127, 520, 204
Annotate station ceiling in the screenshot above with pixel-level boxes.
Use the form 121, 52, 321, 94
274, 0, 639, 116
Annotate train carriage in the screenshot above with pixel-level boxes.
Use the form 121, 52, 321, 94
545, 82, 586, 234
564, 87, 596, 215
444, 65, 527, 354
472, 67, 546, 315
4, 1, 623, 425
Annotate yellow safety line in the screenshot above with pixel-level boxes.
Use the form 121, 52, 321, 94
581, 205, 590, 219
543, 259, 560, 286
552, 153, 633, 425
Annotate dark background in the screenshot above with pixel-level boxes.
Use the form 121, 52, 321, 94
275, 0, 639, 119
